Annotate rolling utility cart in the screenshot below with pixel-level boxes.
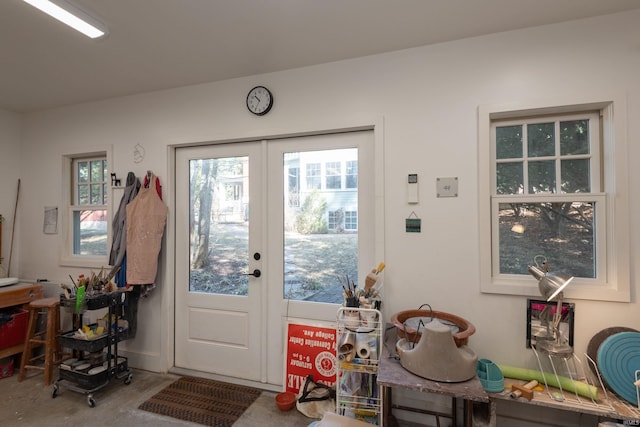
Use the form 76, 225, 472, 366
336, 307, 384, 425
52, 290, 133, 407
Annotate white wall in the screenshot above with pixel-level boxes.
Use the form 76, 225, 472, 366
0, 110, 22, 277
4, 9, 639, 422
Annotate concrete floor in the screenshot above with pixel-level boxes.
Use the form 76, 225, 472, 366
0, 368, 315, 427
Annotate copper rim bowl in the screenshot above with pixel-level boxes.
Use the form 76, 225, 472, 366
390, 309, 475, 347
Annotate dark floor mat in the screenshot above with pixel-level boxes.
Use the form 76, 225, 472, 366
138, 376, 262, 427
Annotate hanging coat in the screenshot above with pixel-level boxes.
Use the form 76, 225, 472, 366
126, 173, 168, 285
109, 172, 140, 267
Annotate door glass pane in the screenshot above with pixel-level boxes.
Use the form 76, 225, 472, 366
283, 149, 358, 303
498, 201, 595, 277
188, 157, 249, 295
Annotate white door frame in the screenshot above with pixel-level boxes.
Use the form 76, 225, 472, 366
165, 118, 385, 388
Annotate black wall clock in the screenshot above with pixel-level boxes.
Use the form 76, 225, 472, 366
246, 86, 273, 116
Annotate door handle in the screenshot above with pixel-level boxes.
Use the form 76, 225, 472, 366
242, 269, 261, 278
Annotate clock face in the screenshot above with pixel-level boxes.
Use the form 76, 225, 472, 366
246, 86, 273, 116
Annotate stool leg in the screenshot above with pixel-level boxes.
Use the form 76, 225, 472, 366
18, 307, 38, 382
43, 308, 56, 386
54, 305, 61, 364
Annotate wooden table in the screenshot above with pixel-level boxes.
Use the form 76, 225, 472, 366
0, 282, 43, 359
377, 325, 493, 426
490, 377, 640, 425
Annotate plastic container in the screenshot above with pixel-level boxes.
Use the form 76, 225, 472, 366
0, 357, 14, 379
476, 358, 504, 393
0, 308, 28, 351
275, 391, 297, 411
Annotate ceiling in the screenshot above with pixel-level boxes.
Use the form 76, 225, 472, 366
2, 0, 640, 113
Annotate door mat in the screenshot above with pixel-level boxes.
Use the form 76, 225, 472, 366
138, 376, 262, 427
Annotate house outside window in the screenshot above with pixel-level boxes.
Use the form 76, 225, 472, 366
479, 98, 629, 302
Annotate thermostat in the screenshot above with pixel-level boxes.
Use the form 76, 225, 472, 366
407, 174, 418, 204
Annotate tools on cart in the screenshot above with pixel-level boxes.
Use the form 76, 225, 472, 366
53, 288, 133, 407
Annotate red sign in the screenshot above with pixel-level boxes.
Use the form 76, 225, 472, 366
285, 323, 337, 394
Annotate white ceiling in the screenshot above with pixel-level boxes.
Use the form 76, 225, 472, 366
2, 0, 640, 113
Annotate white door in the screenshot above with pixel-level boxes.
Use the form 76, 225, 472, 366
174, 130, 377, 385
175, 142, 263, 380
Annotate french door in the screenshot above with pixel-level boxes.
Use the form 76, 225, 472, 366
175, 142, 263, 380
174, 130, 375, 385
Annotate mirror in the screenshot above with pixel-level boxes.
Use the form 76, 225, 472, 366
526, 298, 575, 349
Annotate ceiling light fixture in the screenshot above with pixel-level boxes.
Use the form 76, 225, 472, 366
22, 0, 108, 39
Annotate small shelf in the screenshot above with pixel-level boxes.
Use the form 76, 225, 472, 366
336, 307, 383, 425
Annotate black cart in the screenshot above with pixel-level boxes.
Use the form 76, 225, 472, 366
52, 290, 133, 407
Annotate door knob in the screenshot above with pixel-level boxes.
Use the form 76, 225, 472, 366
242, 269, 261, 278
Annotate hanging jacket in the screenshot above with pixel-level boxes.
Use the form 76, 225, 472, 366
109, 172, 141, 267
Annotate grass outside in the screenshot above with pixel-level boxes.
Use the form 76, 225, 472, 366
190, 223, 357, 302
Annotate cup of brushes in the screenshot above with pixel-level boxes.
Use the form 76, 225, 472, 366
341, 262, 385, 308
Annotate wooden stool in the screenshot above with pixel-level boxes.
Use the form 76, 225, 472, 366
18, 297, 62, 385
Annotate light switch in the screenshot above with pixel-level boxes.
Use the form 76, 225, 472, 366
436, 177, 458, 198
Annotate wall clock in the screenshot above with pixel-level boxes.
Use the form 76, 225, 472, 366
246, 86, 273, 116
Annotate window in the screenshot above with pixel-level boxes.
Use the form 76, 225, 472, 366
287, 167, 300, 207
346, 161, 358, 189
479, 98, 629, 302
326, 161, 342, 189
306, 163, 321, 190
345, 211, 357, 231
61, 151, 110, 267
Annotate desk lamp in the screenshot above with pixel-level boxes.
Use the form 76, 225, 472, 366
528, 265, 574, 357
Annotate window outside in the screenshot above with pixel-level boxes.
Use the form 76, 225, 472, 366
493, 114, 599, 279
72, 158, 108, 256
284, 148, 358, 302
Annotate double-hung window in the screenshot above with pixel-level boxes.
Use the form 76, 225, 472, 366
479, 98, 629, 302
61, 153, 109, 267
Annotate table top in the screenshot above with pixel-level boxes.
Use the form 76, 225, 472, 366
377, 324, 489, 403
0, 282, 43, 309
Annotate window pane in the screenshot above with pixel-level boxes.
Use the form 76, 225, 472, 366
73, 209, 108, 256
528, 160, 556, 193
496, 125, 522, 159
306, 163, 321, 190
560, 120, 589, 155
78, 161, 89, 183
287, 166, 300, 207
78, 184, 89, 204
91, 160, 103, 182
498, 202, 595, 277
188, 157, 249, 295
90, 184, 102, 204
326, 161, 341, 189
496, 162, 523, 195
527, 122, 555, 157
561, 159, 590, 193
346, 161, 358, 189
284, 148, 358, 303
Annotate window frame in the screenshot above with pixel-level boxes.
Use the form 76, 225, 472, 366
478, 96, 630, 302
60, 148, 112, 268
